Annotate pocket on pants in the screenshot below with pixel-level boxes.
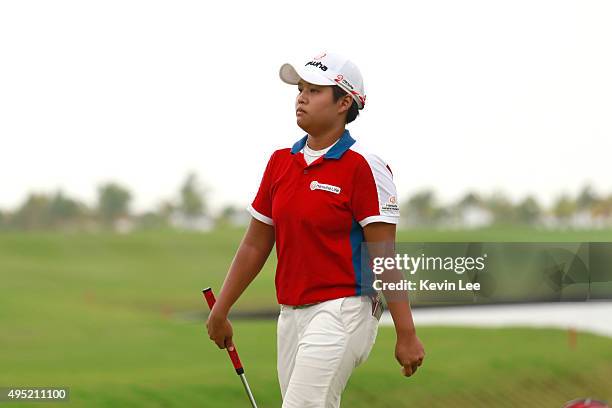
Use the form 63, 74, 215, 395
338, 296, 379, 367
357, 316, 379, 366
339, 296, 366, 334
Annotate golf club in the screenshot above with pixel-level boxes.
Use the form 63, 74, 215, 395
201, 287, 258, 408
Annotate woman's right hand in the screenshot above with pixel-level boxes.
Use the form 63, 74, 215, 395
204, 217, 275, 351
206, 310, 234, 350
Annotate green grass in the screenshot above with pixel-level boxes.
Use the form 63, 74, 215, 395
1, 227, 612, 407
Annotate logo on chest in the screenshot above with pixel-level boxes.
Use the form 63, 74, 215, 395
309, 180, 341, 194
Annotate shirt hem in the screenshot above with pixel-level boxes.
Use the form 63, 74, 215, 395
278, 290, 364, 307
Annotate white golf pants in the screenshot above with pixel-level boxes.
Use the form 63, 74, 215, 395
277, 295, 379, 408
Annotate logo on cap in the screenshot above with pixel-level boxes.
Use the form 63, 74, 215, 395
305, 60, 328, 72
313, 52, 326, 60
334, 74, 355, 91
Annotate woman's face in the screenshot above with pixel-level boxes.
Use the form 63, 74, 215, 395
295, 80, 348, 134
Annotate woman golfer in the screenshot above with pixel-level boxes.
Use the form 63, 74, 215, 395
207, 51, 425, 407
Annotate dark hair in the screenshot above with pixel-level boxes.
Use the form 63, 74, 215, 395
331, 85, 359, 124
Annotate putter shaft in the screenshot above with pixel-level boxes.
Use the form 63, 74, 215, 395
239, 373, 258, 408
202, 287, 259, 407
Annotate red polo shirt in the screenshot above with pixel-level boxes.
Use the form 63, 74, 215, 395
247, 129, 400, 306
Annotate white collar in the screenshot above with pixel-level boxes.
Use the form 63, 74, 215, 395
302, 137, 341, 157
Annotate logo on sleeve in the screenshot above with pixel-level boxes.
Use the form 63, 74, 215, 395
381, 195, 399, 215
310, 181, 341, 194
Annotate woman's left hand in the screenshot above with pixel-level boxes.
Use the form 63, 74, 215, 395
394, 332, 425, 377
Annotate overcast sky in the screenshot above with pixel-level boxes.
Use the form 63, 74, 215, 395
1, 0, 610, 214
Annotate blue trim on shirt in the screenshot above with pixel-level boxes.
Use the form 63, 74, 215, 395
290, 129, 356, 160
290, 135, 308, 154
325, 129, 356, 159
350, 218, 364, 295
350, 218, 377, 297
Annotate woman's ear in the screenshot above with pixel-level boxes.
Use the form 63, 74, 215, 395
338, 94, 353, 114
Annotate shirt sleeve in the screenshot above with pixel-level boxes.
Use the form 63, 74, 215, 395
246, 151, 276, 226
350, 154, 400, 227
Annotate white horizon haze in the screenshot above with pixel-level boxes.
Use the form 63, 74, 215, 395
1, 0, 611, 215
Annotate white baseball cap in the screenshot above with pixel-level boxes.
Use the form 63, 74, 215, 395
279, 51, 366, 110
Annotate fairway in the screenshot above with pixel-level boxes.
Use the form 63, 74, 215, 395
1, 228, 612, 407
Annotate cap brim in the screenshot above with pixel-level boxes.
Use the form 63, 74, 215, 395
279, 63, 335, 86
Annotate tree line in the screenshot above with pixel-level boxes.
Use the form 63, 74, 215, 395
403, 185, 612, 228
0, 172, 208, 232
1, 181, 611, 232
